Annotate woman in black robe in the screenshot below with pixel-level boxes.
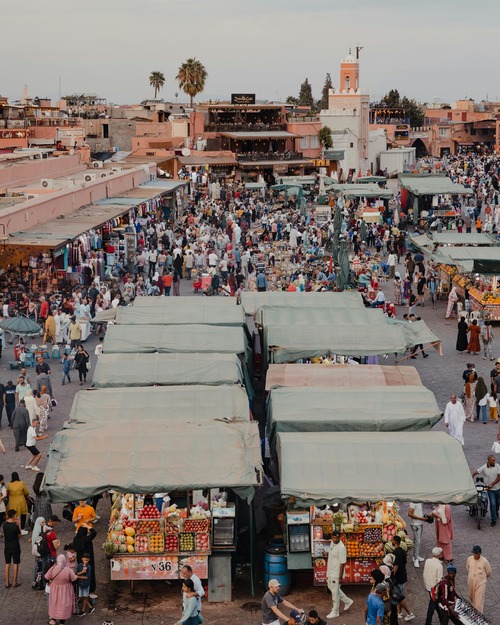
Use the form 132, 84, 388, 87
456, 315, 468, 353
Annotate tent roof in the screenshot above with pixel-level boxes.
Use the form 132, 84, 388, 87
268, 386, 441, 447
399, 174, 474, 196
103, 324, 248, 357
240, 291, 364, 317
132, 296, 237, 308
430, 246, 500, 271
45, 420, 262, 503
67, 385, 249, 424
357, 176, 387, 183
410, 232, 498, 251
245, 182, 266, 190
277, 431, 476, 505
326, 183, 393, 199
114, 304, 245, 327
265, 364, 421, 391
93, 353, 246, 390
264, 315, 440, 362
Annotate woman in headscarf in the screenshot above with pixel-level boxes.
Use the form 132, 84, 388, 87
378, 565, 399, 625
446, 286, 459, 319
35, 386, 51, 433
31, 516, 46, 589
475, 377, 489, 423
45, 554, 78, 625
432, 504, 454, 563
32, 471, 52, 522
463, 373, 478, 422
24, 388, 40, 422
73, 524, 97, 592
456, 316, 468, 353
393, 272, 403, 306
467, 319, 481, 355
369, 569, 391, 625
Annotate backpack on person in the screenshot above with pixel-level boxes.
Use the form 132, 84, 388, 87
33, 528, 50, 558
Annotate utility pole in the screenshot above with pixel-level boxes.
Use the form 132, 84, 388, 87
355, 46, 364, 60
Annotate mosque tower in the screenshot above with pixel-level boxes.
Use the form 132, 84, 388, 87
320, 48, 371, 176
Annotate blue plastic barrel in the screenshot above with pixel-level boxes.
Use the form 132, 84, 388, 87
263, 545, 290, 595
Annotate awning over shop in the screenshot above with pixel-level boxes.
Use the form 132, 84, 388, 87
357, 176, 387, 183
245, 183, 266, 190
240, 291, 364, 318
92, 352, 247, 390
399, 174, 474, 196
7, 203, 133, 248
323, 150, 345, 161
67, 385, 249, 424
133, 295, 238, 308
429, 247, 500, 272
326, 183, 393, 199
114, 304, 245, 327
103, 324, 249, 359
277, 431, 476, 505
220, 131, 298, 139
179, 155, 236, 167
265, 364, 422, 391
268, 386, 441, 447
45, 420, 262, 503
410, 232, 498, 251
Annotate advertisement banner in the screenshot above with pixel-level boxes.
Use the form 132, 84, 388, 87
110, 555, 178, 580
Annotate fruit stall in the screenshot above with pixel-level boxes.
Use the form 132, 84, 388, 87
468, 279, 500, 321
104, 492, 237, 582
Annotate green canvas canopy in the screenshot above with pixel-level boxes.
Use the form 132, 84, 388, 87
245, 182, 266, 190
66, 385, 250, 425
45, 420, 262, 503
429, 246, 500, 272
114, 304, 245, 327
357, 176, 387, 183
267, 386, 441, 450
277, 431, 476, 506
326, 183, 393, 200
240, 291, 364, 318
409, 232, 498, 252
103, 324, 249, 360
133, 296, 237, 308
399, 174, 474, 196
92, 352, 250, 393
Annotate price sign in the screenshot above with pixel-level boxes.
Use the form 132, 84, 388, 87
313, 557, 328, 586
111, 555, 178, 580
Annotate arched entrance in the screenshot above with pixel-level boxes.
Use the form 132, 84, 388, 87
412, 138, 428, 158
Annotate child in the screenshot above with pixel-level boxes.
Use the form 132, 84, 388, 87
94, 336, 104, 358
61, 353, 71, 385
488, 391, 498, 422
76, 553, 95, 615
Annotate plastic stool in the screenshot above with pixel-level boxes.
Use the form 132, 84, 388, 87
51, 346, 61, 359
24, 352, 35, 367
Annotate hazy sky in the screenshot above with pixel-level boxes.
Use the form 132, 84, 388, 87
3, 0, 500, 106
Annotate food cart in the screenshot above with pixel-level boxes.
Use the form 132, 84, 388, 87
277, 432, 476, 584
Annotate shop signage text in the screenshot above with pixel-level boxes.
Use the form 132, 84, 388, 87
231, 93, 256, 105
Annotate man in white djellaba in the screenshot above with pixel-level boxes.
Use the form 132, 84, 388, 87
444, 394, 466, 445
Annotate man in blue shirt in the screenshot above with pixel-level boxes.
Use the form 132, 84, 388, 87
365, 584, 386, 625
256, 271, 267, 292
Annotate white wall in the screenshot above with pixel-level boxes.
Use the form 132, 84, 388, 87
379, 149, 416, 174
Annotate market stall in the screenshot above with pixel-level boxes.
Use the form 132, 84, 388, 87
265, 363, 422, 390
113, 304, 245, 327
92, 353, 250, 392
267, 385, 441, 449
132, 295, 238, 308
44, 419, 262, 591
277, 431, 476, 580
240, 291, 365, 319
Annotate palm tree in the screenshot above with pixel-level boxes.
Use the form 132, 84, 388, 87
176, 58, 208, 107
149, 71, 165, 99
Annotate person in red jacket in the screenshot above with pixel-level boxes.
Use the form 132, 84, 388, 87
39, 296, 49, 324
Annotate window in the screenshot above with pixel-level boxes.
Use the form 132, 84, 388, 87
102, 123, 109, 139
300, 136, 308, 149
309, 135, 319, 149
438, 127, 449, 137
350, 142, 354, 148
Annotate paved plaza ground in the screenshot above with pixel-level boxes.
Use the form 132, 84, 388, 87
1, 267, 500, 625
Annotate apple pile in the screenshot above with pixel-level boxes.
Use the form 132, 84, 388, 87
135, 535, 149, 553
138, 505, 161, 519
122, 518, 137, 530
165, 521, 180, 534
195, 533, 210, 552
165, 534, 179, 552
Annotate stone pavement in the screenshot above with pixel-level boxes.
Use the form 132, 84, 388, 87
1, 275, 500, 625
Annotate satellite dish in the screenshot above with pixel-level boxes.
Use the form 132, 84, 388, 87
181, 148, 191, 157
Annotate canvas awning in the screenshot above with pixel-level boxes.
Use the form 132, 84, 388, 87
132, 296, 238, 308
429, 247, 500, 272
245, 182, 267, 190
240, 291, 364, 318
268, 386, 441, 449
67, 385, 249, 424
399, 174, 474, 196
92, 352, 253, 398
410, 232, 498, 251
265, 364, 421, 391
277, 431, 476, 505
113, 304, 245, 327
326, 183, 393, 200
45, 420, 262, 503
103, 324, 249, 360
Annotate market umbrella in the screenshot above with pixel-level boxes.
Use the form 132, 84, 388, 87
360, 219, 367, 243
0, 315, 42, 336
335, 239, 350, 291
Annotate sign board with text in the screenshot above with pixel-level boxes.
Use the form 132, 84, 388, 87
110, 555, 208, 581
231, 93, 256, 105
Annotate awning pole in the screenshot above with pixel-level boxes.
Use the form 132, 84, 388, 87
250, 501, 255, 597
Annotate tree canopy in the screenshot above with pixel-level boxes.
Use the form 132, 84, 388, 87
318, 126, 333, 149
380, 89, 425, 128
317, 73, 332, 111
298, 78, 314, 108
149, 71, 165, 99
176, 58, 208, 107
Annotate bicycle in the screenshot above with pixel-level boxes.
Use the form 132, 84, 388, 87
468, 477, 489, 529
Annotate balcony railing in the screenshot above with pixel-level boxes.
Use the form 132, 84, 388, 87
207, 122, 286, 132
26, 118, 82, 127
237, 151, 303, 162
